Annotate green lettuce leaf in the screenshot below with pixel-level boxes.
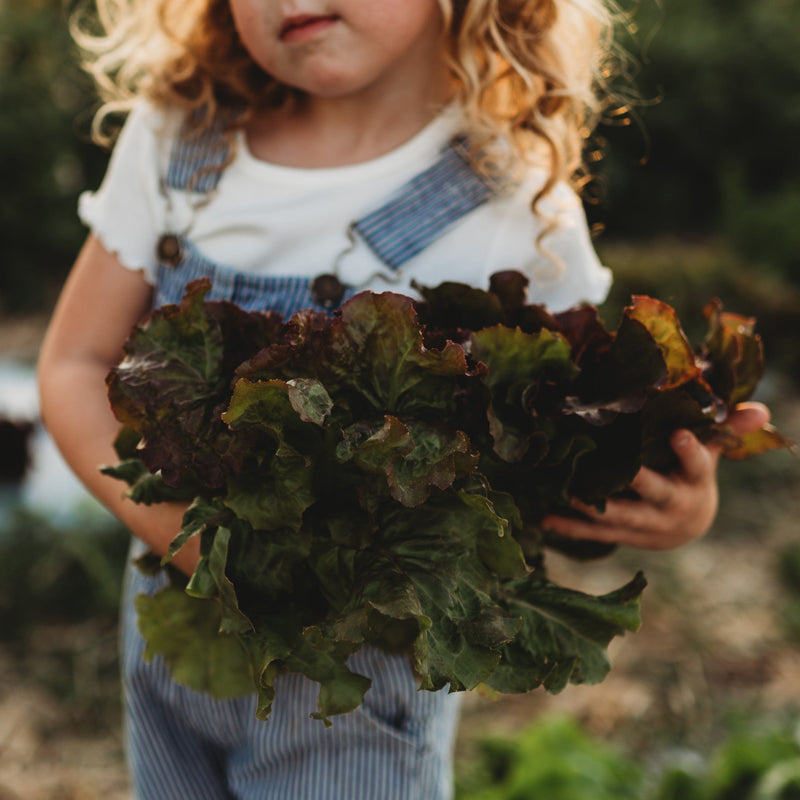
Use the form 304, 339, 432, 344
488, 571, 647, 693
135, 584, 254, 697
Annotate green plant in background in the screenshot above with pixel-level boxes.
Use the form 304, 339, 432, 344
0, 505, 129, 720
457, 717, 800, 800
703, 726, 800, 800
655, 760, 707, 800
0, 0, 107, 313
596, 0, 800, 285
456, 715, 643, 800
0, 507, 128, 641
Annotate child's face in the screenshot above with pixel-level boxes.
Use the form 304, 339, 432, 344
229, 0, 448, 102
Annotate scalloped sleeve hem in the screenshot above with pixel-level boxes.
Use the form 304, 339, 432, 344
78, 191, 157, 285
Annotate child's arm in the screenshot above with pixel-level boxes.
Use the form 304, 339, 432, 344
541, 403, 770, 549
37, 235, 199, 574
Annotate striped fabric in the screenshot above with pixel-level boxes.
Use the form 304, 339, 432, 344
154, 242, 359, 317
165, 113, 232, 194
164, 117, 493, 273
123, 113, 484, 799
122, 549, 460, 800
354, 141, 494, 271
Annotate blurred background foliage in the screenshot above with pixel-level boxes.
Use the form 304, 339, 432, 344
595, 0, 800, 260
456, 714, 800, 800
0, 0, 108, 313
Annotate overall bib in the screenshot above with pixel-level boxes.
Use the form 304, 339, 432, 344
120, 116, 493, 800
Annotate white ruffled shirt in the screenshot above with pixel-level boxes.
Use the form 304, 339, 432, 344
79, 102, 611, 313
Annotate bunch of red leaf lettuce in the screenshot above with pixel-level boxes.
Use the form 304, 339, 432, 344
103, 272, 787, 724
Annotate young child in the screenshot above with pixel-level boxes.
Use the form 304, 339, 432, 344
38, 1, 768, 798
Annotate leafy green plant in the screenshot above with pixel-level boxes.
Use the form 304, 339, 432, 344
0, 0, 107, 312
704, 727, 800, 800
655, 763, 708, 800
652, 724, 800, 800
102, 274, 785, 723
456, 715, 643, 800
0, 508, 128, 641
457, 717, 800, 800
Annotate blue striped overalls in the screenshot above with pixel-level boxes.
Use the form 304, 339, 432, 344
121, 116, 493, 800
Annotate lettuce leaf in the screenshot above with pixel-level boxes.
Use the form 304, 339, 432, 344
105, 273, 791, 723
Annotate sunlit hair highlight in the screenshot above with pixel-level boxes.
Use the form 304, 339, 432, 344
74, 0, 629, 199
72, 0, 275, 143
440, 0, 629, 202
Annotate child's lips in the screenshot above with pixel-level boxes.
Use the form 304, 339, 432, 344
279, 14, 339, 43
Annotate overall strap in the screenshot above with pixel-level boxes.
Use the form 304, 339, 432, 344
165, 112, 232, 193
166, 115, 496, 270
353, 140, 495, 271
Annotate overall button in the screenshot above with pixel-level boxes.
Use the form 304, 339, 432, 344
311, 274, 345, 309
157, 234, 183, 267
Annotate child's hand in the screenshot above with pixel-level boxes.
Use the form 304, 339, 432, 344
541, 402, 771, 550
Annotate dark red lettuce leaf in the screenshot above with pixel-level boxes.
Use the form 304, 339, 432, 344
700, 299, 764, 407
626, 295, 702, 389
106, 279, 281, 486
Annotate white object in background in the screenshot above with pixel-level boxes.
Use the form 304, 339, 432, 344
0, 360, 112, 524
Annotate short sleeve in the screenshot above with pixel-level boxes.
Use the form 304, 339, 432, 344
78, 101, 176, 285
487, 172, 612, 313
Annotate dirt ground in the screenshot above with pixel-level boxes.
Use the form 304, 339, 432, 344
2, 316, 798, 800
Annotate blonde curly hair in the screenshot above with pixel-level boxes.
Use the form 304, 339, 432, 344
73, 0, 628, 199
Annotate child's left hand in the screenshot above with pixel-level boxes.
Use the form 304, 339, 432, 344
541, 402, 771, 550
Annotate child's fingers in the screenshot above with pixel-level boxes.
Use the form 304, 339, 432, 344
670, 428, 717, 484
541, 504, 672, 549
542, 439, 718, 550
543, 491, 709, 549
671, 401, 771, 481
627, 467, 675, 508
724, 401, 771, 436
572, 496, 669, 534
